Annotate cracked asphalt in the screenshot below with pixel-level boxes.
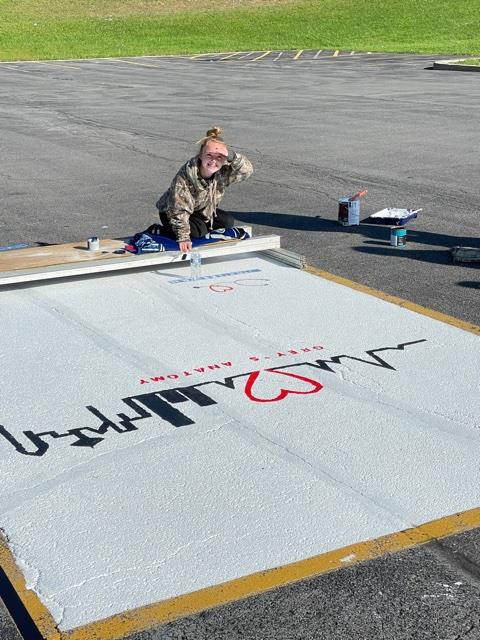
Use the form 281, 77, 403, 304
1, 51, 479, 639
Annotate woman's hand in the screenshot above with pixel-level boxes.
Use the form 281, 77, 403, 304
179, 241, 192, 253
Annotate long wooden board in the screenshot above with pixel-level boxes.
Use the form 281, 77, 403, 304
0, 239, 128, 272
0, 235, 282, 287
0, 226, 255, 273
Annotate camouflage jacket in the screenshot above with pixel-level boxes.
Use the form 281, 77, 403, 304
155, 152, 253, 242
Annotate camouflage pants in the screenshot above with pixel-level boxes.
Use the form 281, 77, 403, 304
159, 208, 234, 239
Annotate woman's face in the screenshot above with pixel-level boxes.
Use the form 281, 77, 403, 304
199, 141, 228, 178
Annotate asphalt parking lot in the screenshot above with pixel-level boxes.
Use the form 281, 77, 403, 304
1, 51, 479, 640
1, 50, 479, 324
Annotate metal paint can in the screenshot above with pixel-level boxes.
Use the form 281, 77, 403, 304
390, 227, 407, 248
87, 236, 100, 251
338, 197, 360, 226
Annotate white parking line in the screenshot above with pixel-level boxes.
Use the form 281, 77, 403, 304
274, 51, 283, 61
190, 52, 212, 59
113, 59, 162, 68
314, 50, 323, 59
33, 61, 82, 70
238, 51, 256, 59
218, 52, 242, 61
251, 51, 271, 62
0, 65, 32, 74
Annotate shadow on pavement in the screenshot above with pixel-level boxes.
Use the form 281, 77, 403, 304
353, 246, 479, 268
233, 212, 480, 268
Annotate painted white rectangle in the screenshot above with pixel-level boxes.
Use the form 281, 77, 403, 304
0, 253, 479, 631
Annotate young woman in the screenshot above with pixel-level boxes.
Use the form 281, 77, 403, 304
155, 126, 253, 252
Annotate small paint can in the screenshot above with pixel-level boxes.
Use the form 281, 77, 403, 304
338, 197, 360, 226
390, 227, 407, 248
87, 236, 100, 251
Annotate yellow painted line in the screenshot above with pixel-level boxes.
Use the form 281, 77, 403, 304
333, 50, 339, 57
218, 51, 242, 61
251, 51, 271, 62
113, 59, 162, 69
3, 508, 480, 640
293, 49, 304, 60
0, 533, 61, 639
305, 264, 480, 335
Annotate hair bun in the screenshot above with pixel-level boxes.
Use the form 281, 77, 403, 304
206, 126, 223, 138
196, 126, 226, 150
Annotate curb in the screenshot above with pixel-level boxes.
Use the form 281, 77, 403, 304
433, 59, 480, 72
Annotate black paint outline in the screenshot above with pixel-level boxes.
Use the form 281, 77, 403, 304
0, 339, 427, 457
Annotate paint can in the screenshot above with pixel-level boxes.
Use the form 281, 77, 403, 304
87, 236, 100, 251
338, 197, 360, 226
390, 227, 407, 248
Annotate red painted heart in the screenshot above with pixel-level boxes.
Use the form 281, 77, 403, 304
209, 283, 234, 293
244, 369, 324, 403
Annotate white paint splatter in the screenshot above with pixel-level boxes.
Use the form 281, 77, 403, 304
340, 553, 356, 563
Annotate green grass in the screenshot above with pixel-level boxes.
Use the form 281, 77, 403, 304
0, 0, 479, 61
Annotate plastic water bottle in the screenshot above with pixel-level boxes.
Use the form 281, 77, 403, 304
190, 250, 202, 280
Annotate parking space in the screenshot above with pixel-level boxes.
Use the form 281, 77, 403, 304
0, 251, 479, 639
0, 49, 437, 74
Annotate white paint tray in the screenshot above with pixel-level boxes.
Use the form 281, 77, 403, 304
365, 208, 420, 226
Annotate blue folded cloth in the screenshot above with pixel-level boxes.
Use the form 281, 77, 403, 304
129, 233, 165, 254
127, 227, 250, 254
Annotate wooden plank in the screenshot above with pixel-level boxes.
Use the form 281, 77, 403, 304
0, 239, 127, 272
0, 226, 253, 273
0, 235, 281, 287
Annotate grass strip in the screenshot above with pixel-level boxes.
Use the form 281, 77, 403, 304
0, 0, 479, 61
